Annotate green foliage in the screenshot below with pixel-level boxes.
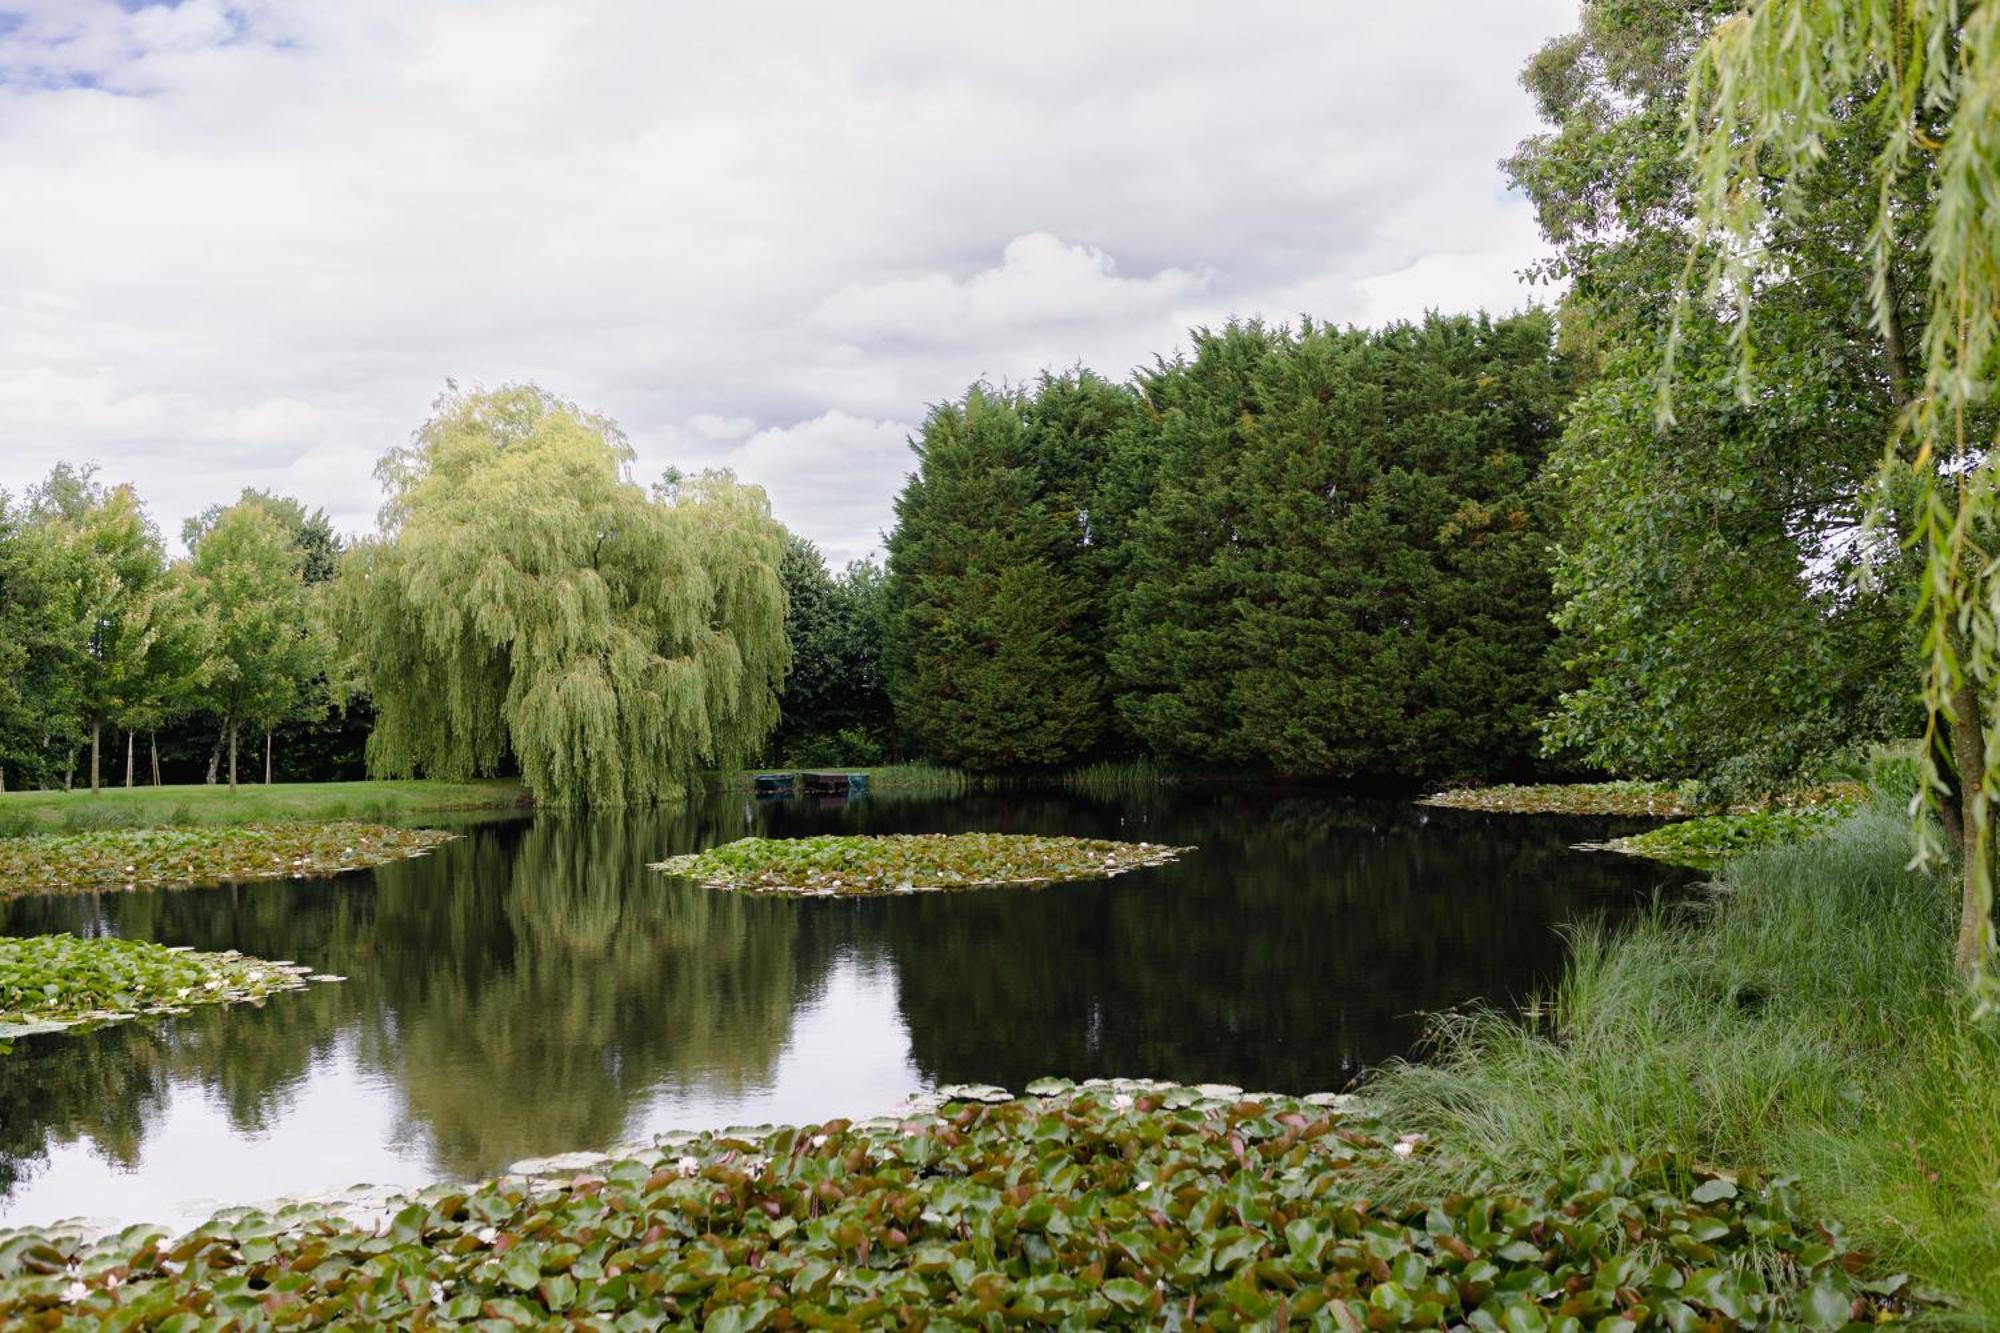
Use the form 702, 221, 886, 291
887, 375, 1133, 772
335, 384, 790, 808
0, 934, 321, 1035
187, 496, 327, 788
183, 490, 342, 585
1362, 803, 2000, 1320
1589, 804, 1855, 867
653, 832, 1188, 896
1421, 780, 1706, 816
770, 536, 894, 764
1676, 0, 2000, 978
1507, 1, 1923, 798
0, 822, 455, 898
0, 1084, 1904, 1328
0, 492, 81, 790
1109, 313, 1567, 778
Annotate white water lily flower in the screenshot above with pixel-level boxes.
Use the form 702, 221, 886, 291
61, 1280, 88, 1303
1110, 1093, 1134, 1110
676, 1155, 700, 1177
474, 1225, 498, 1244
810, 1133, 828, 1148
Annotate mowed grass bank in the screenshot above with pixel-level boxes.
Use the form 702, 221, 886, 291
1360, 799, 2000, 1321
0, 779, 527, 836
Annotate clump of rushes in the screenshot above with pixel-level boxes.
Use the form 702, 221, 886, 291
652, 833, 1190, 896
0, 822, 456, 899
1583, 800, 1860, 868
0, 934, 329, 1041
0, 1082, 1912, 1327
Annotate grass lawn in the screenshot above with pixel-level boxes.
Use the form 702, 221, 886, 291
0, 779, 527, 835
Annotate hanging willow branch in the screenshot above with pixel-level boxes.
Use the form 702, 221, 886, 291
1680, 0, 2000, 985
336, 384, 790, 808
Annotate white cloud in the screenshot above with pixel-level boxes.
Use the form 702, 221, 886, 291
810, 233, 1208, 345
0, 0, 1577, 558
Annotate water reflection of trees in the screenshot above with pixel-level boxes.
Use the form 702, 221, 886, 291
0, 802, 836, 1188
874, 791, 1688, 1093
0, 788, 1689, 1205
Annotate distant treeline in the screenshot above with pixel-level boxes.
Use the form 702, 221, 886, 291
877, 312, 1570, 781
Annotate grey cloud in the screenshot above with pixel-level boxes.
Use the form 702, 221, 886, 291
0, 0, 1574, 561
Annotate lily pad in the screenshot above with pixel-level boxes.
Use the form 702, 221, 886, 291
651, 833, 1192, 896
0, 822, 458, 899
0, 1082, 1920, 1328
0, 933, 328, 1040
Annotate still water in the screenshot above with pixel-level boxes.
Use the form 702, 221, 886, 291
0, 788, 1689, 1229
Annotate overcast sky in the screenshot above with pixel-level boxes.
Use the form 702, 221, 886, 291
1, 0, 1573, 566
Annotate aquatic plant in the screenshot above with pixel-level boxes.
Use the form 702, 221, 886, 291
0, 933, 328, 1043
0, 1081, 1906, 1328
652, 833, 1189, 896
0, 822, 455, 899
1420, 781, 1708, 816
1583, 801, 1860, 868
1363, 802, 2000, 1320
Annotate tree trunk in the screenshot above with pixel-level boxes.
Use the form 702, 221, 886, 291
64, 751, 74, 791
264, 729, 273, 785
206, 720, 225, 785
125, 729, 135, 788
90, 721, 101, 794
151, 732, 161, 787
228, 718, 239, 795
1948, 662, 1994, 978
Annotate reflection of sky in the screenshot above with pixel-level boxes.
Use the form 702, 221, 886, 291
1, 952, 923, 1232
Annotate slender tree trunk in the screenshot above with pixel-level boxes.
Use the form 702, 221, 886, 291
150, 732, 161, 787
64, 750, 74, 791
1881, 265, 1913, 413
206, 720, 225, 785
1948, 649, 1994, 977
228, 718, 239, 794
1, 765, 7, 793
264, 729, 273, 785
125, 729, 135, 788
90, 721, 101, 794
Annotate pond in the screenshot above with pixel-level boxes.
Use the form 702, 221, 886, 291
0, 787, 1691, 1230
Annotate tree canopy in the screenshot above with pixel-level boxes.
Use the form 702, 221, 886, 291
336, 384, 789, 807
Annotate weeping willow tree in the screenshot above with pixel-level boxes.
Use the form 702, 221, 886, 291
336, 384, 789, 807
1682, 1, 2000, 981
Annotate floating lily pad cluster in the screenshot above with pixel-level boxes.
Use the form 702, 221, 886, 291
1420, 782, 1706, 817
1582, 801, 1861, 869
0, 933, 334, 1044
652, 833, 1191, 896
0, 822, 457, 900
0, 1081, 1908, 1328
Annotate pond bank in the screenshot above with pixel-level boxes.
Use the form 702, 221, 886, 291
1357, 800, 1999, 1322
0, 779, 526, 837
0, 1082, 1902, 1327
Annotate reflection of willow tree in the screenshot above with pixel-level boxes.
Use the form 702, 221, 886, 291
878, 791, 1688, 1093
359, 810, 834, 1177
0, 887, 360, 1193
0, 799, 839, 1192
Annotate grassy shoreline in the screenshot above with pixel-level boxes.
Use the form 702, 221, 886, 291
1358, 801, 2000, 1321
0, 779, 527, 836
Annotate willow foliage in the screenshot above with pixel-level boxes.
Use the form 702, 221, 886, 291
336, 385, 788, 808
1682, 1, 2000, 980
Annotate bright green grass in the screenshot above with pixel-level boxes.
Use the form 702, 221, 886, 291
1359, 799, 2000, 1322
0, 779, 527, 836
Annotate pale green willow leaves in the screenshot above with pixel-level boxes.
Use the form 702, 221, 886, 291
334, 385, 789, 808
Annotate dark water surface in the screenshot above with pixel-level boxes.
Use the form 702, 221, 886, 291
0, 788, 1690, 1228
